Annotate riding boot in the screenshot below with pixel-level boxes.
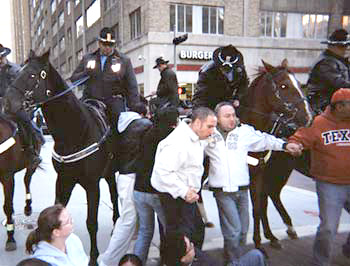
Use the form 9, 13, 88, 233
21, 120, 42, 166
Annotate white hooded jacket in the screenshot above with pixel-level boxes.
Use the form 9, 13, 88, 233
204, 124, 286, 192
31, 233, 89, 266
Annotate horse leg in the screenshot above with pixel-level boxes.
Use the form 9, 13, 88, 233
85, 182, 100, 266
23, 167, 36, 216
2, 175, 16, 251
55, 174, 75, 206
105, 174, 119, 224
249, 180, 262, 250
270, 193, 298, 239
260, 194, 282, 249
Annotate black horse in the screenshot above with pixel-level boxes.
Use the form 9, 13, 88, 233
239, 59, 313, 253
3, 50, 130, 265
0, 112, 42, 251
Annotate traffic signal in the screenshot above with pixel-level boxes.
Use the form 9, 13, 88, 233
173, 34, 188, 45
178, 87, 186, 95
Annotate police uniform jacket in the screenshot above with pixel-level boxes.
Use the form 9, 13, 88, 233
193, 60, 249, 110
307, 49, 350, 112
70, 49, 139, 109
156, 67, 179, 107
0, 61, 20, 97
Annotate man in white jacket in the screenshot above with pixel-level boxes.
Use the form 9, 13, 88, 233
151, 107, 217, 249
204, 102, 301, 264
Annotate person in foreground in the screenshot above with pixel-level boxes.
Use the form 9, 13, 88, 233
164, 231, 266, 266
288, 88, 350, 266
151, 107, 217, 249
118, 254, 143, 266
25, 204, 88, 266
16, 258, 51, 266
204, 102, 302, 263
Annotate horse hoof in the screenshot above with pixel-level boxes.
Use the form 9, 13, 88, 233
286, 228, 298, 239
24, 206, 32, 216
342, 243, 350, 258
270, 239, 282, 249
5, 241, 17, 251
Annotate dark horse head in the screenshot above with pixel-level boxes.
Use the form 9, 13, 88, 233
3, 50, 66, 116
240, 59, 313, 134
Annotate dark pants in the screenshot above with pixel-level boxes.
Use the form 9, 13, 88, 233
159, 193, 205, 249
16, 110, 40, 147
104, 96, 126, 131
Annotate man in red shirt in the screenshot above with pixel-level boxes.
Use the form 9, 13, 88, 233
289, 88, 350, 266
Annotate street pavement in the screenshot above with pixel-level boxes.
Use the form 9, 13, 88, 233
0, 136, 349, 265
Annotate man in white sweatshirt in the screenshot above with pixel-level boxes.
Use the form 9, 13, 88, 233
204, 102, 301, 264
151, 107, 217, 250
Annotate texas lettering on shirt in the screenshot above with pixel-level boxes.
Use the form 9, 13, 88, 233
322, 129, 350, 145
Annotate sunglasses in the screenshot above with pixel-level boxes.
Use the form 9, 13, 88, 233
100, 41, 115, 47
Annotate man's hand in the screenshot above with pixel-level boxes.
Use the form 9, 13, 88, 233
285, 142, 303, 156
185, 187, 199, 203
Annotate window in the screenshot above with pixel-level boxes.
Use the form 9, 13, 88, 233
77, 49, 83, 61
130, 8, 141, 40
58, 11, 64, 28
51, 0, 56, 14
104, 0, 117, 11
202, 6, 224, 34
68, 56, 73, 72
170, 4, 224, 35
66, 0, 71, 15
52, 44, 58, 58
52, 21, 58, 36
60, 62, 66, 74
259, 11, 328, 39
343, 16, 350, 33
112, 23, 119, 45
42, 37, 46, 48
87, 0, 101, 28
76, 16, 83, 37
59, 37, 65, 51
67, 28, 72, 44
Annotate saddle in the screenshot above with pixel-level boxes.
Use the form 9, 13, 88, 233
83, 99, 109, 133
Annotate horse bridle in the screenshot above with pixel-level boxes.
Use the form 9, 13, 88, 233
265, 70, 308, 123
12, 64, 88, 112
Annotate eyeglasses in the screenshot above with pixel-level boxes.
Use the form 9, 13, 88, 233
60, 216, 73, 227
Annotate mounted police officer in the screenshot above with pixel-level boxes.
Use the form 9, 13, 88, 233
0, 44, 42, 165
192, 44, 249, 110
70, 27, 140, 130
149, 57, 179, 115
307, 29, 350, 114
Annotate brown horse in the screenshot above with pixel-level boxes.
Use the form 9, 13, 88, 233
238, 59, 313, 253
0, 113, 41, 251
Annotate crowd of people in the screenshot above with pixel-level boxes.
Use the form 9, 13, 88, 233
3, 26, 349, 266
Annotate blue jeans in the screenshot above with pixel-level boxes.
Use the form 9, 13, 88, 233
214, 190, 249, 262
312, 180, 350, 266
133, 190, 166, 264
228, 249, 266, 266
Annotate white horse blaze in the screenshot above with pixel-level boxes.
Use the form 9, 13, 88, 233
287, 73, 313, 125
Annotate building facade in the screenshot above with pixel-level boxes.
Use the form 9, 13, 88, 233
12, 0, 350, 99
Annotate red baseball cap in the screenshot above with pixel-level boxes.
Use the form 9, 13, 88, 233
331, 88, 350, 104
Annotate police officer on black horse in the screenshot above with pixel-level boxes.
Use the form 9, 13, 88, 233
0, 44, 43, 165
307, 28, 350, 114
192, 44, 249, 110
70, 27, 140, 131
